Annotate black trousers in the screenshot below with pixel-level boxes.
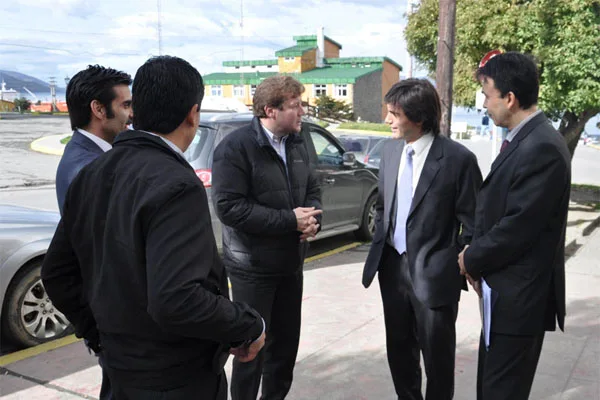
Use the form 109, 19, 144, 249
378, 245, 458, 400
477, 331, 545, 400
105, 367, 226, 400
97, 352, 112, 400
105, 368, 227, 400
228, 269, 303, 400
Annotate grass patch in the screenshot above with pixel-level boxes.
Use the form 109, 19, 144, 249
60, 136, 71, 145
315, 120, 330, 128
572, 183, 600, 192
338, 122, 391, 133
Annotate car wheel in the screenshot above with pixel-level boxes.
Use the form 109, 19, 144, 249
354, 192, 377, 241
2, 260, 73, 347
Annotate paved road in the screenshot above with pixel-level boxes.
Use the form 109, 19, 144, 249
1, 118, 600, 190
0, 117, 65, 188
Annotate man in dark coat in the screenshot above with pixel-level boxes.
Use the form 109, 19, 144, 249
362, 79, 482, 399
42, 56, 265, 400
459, 52, 571, 400
55, 64, 132, 400
212, 75, 322, 400
56, 65, 132, 216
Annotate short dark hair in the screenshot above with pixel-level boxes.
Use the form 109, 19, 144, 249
476, 52, 539, 110
66, 65, 132, 131
384, 79, 441, 136
132, 56, 204, 134
253, 75, 305, 118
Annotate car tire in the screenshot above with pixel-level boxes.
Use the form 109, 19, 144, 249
2, 259, 73, 348
354, 192, 377, 241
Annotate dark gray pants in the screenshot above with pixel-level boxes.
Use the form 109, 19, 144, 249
378, 245, 458, 400
477, 331, 545, 400
228, 269, 303, 400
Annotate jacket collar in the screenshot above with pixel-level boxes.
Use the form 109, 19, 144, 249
486, 112, 549, 180
251, 116, 303, 147
71, 130, 106, 155
113, 130, 192, 168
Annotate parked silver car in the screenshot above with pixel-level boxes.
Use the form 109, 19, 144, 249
0, 204, 72, 347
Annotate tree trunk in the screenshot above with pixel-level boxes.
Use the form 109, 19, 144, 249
559, 109, 599, 159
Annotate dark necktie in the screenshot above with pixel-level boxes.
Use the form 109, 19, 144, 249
500, 139, 510, 153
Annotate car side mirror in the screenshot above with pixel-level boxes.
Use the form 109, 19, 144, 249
342, 152, 357, 167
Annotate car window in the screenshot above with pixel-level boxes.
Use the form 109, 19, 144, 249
339, 138, 367, 153
309, 128, 343, 166
184, 126, 214, 169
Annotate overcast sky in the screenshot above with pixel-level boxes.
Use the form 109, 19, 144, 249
0, 0, 425, 86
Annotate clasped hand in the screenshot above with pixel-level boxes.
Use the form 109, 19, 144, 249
294, 207, 322, 242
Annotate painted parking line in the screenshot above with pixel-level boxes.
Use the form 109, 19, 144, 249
0, 334, 81, 367
0, 242, 363, 365
305, 242, 363, 263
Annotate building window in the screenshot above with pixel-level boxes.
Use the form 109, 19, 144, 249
314, 84, 327, 97
250, 85, 257, 96
211, 85, 222, 97
335, 84, 348, 97
284, 57, 295, 62
233, 85, 245, 97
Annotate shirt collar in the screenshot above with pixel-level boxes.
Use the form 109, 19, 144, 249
139, 130, 185, 156
77, 128, 112, 152
506, 110, 542, 142
261, 124, 287, 144
407, 132, 434, 156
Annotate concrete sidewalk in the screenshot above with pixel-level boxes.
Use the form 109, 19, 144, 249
1, 210, 599, 399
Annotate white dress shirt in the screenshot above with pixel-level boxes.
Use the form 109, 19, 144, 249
397, 133, 434, 196
78, 128, 112, 153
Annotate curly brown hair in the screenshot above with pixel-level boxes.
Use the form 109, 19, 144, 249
253, 75, 305, 118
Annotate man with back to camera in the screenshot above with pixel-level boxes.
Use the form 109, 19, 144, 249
42, 55, 265, 400
362, 79, 482, 399
56, 65, 132, 216
211, 75, 322, 400
55, 64, 132, 399
458, 52, 571, 400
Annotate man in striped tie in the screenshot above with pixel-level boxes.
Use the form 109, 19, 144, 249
362, 79, 482, 399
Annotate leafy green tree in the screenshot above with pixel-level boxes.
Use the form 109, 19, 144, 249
314, 95, 354, 121
13, 97, 31, 113
405, 0, 600, 156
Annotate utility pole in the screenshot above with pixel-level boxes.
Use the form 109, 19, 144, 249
48, 77, 57, 113
435, 0, 456, 137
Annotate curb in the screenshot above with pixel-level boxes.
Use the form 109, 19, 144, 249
588, 144, 600, 151
334, 129, 392, 137
30, 134, 69, 156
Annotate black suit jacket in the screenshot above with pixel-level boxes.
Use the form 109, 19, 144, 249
42, 131, 263, 388
465, 112, 570, 335
55, 130, 105, 215
363, 135, 482, 308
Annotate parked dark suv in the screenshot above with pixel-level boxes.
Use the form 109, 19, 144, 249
184, 112, 379, 247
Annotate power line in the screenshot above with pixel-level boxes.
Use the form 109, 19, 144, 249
0, 42, 142, 56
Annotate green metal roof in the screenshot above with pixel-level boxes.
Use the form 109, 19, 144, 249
275, 45, 316, 57
292, 35, 343, 49
293, 66, 381, 84
203, 72, 278, 85
223, 59, 278, 67
325, 57, 402, 71
204, 66, 382, 86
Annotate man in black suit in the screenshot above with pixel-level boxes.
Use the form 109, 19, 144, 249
55, 65, 132, 400
56, 65, 132, 216
362, 79, 482, 399
42, 56, 265, 400
458, 52, 571, 400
